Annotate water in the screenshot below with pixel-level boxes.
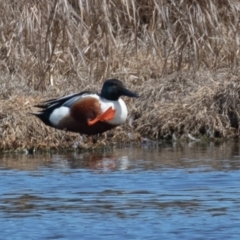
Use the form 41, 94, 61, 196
0, 141, 240, 239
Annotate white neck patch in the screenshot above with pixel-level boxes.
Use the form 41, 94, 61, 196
100, 98, 128, 125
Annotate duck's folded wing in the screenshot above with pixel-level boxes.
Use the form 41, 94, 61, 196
34, 91, 93, 109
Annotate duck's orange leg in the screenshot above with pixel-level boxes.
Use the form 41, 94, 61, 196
88, 107, 116, 126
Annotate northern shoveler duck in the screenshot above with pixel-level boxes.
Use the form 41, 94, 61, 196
32, 79, 139, 135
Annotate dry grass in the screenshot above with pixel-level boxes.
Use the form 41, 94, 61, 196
0, 0, 240, 151
136, 70, 240, 140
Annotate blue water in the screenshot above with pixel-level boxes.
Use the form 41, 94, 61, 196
0, 142, 240, 239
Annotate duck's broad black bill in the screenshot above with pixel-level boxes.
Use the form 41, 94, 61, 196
121, 87, 139, 98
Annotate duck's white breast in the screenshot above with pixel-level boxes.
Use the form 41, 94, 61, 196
100, 98, 128, 125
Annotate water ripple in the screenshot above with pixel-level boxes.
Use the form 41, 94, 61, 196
1, 141, 240, 239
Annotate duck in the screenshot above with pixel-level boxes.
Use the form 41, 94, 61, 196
32, 79, 139, 135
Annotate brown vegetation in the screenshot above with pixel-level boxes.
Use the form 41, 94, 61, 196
0, 0, 240, 151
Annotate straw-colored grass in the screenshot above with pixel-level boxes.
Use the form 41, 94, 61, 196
0, 0, 240, 151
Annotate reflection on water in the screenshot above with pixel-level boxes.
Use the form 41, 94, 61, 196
0, 141, 240, 239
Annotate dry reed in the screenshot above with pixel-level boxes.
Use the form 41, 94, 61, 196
0, 0, 240, 151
